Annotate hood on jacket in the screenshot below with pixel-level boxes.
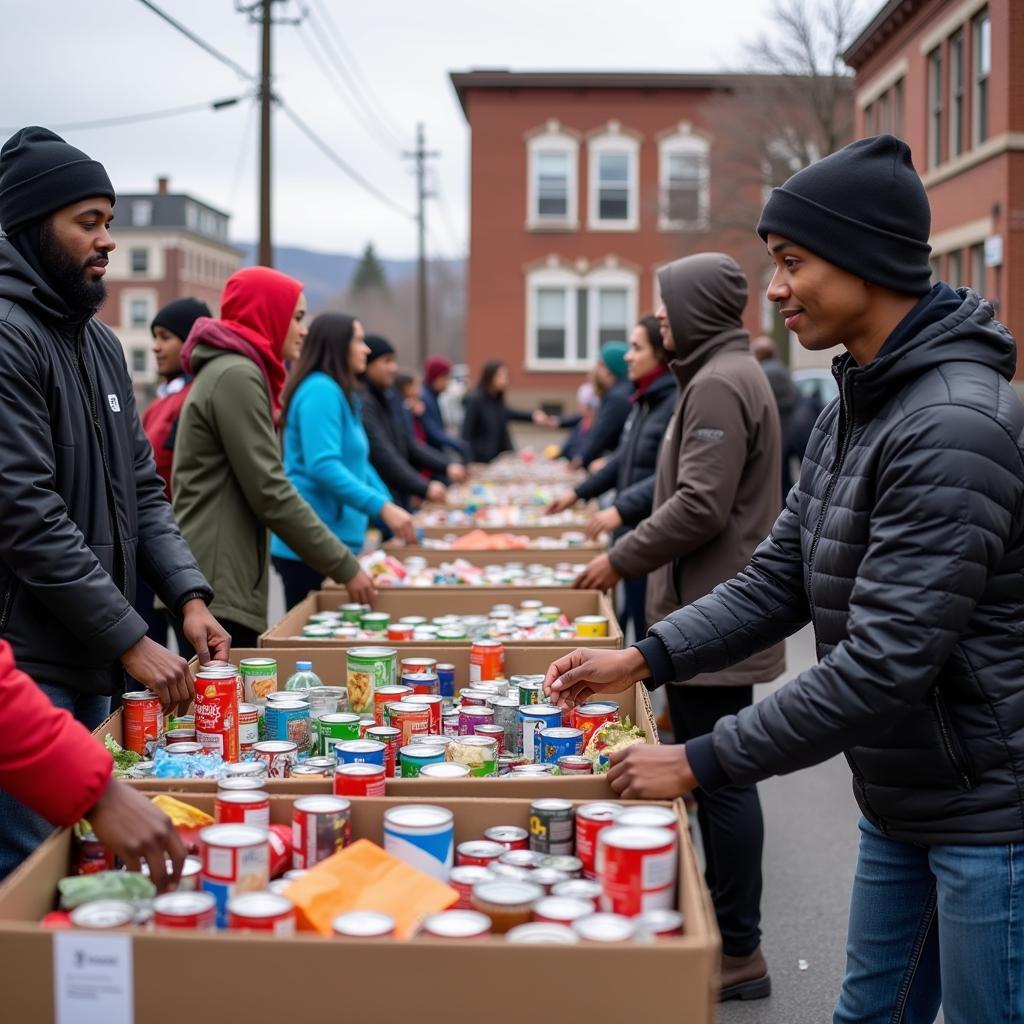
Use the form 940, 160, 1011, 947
657, 253, 748, 360
0, 236, 80, 325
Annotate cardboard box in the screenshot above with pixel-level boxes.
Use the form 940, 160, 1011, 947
100, 647, 659, 798
0, 796, 718, 1023
417, 522, 595, 539
260, 590, 623, 649
382, 540, 603, 560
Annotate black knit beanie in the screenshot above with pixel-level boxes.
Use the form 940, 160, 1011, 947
757, 134, 932, 296
151, 297, 211, 341
0, 127, 115, 235
364, 334, 396, 366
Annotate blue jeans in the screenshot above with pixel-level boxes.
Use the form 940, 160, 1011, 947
835, 817, 1024, 1023
0, 684, 111, 881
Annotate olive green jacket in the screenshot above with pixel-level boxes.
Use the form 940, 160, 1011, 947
172, 345, 359, 632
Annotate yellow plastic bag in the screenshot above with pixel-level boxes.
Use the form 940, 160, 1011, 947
286, 839, 458, 938
150, 795, 214, 828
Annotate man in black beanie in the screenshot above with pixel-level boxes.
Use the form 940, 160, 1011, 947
543, 135, 1024, 1017
0, 127, 228, 878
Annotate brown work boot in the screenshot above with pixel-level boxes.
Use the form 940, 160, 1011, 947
719, 947, 771, 1002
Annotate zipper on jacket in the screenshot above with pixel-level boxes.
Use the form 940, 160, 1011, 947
929, 687, 974, 789
0, 580, 18, 632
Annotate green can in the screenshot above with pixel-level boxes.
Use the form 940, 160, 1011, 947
302, 624, 335, 638
346, 646, 398, 715
537, 606, 561, 623
361, 611, 391, 634
513, 676, 545, 706
318, 712, 362, 756
437, 626, 467, 641
340, 602, 369, 623
398, 743, 447, 778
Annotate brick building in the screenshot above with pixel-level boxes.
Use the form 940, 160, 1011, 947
845, 0, 1023, 381
98, 176, 242, 400
450, 70, 849, 409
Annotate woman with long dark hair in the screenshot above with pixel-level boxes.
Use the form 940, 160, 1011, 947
271, 312, 415, 608
461, 359, 553, 463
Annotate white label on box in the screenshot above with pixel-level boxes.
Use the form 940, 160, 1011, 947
54, 932, 133, 1024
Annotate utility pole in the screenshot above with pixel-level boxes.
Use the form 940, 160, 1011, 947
237, 0, 303, 267
404, 123, 439, 368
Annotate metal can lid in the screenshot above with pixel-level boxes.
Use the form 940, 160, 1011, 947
400, 744, 445, 759
218, 777, 265, 793
265, 692, 308, 704
534, 896, 595, 921
530, 798, 573, 812
472, 880, 543, 908
459, 706, 494, 719
552, 879, 603, 902
252, 741, 299, 754
541, 855, 583, 875
289, 765, 329, 777
572, 912, 637, 943
264, 700, 308, 712
539, 727, 584, 740
454, 734, 497, 749
499, 849, 544, 869
228, 892, 293, 919
293, 795, 350, 814
571, 702, 620, 717
198, 823, 268, 848
153, 891, 215, 917
383, 804, 454, 831
472, 639, 503, 649
122, 691, 161, 703
70, 900, 135, 929
448, 865, 494, 887
216, 790, 269, 805
420, 910, 491, 938
577, 801, 623, 822
332, 911, 395, 937
240, 657, 277, 667
457, 840, 505, 859
366, 726, 402, 739
304, 756, 339, 770
520, 704, 561, 719
511, 764, 554, 776
531, 868, 569, 888
224, 761, 268, 778
483, 826, 529, 843
164, 742, 204, 756
418, 762, 470, 778
506, 922, 579, 945
319, 713, 361, 724
598, 825, 676, 852
348, 647, 398, 658
615, 807, 678, 830
336, 763, 385, 777
636, 909, 685, 936
337, 740, 385, 753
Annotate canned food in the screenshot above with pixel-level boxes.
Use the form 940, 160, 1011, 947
457, 689, 490, 707
615, 806, 679, 834
334, 762, 386, 797
251, 740, 299, 779
511, 763, 555, 776
574, 615, 609, 637
292, 795, 351, 868
334, 739, 386, 768
418, 762, 471, 780
70, 900, 135, 930
401, 671, 439, 696
636, 908, 685, 938
223, 760, 268, 781
332, 911, 394, 938
383, 805, 454, 881
533, 896, 595, 925
264, 700, 311, 755
571, 702, 621, 748
122, 691, 163, 757
399, 743, 446, 778
365, 725, 401, 777
435, 663, 456, 699
398, 616, 428, 627
289, 764, 332, 778
239, 657, 277, 706
499, 849, 545, 871
404, 693, 443, 734
358, 715, 376, 737
164, 728, 196, 745
389, 702, 431, 746
483, 826, 529, 851
195, 671, 239, 762
470, 880, 542, 934
164, 741, 204, 757
487, 697, 520, 753
456, 840, 505, 868
447, 734, 498, 777
541, 855, 583, 879
442, 710, 461, 738
518, 705, 563, 763
227, 892, 295, 935
597, 826, 677, 916
448, 865, 494, 909
198, 823, 270, 927
214, 790, 270, 830
346, 647, 398, 714
458, 704, 494, 736
552, 879, 603, 902
339, 602, 369, 624
529, 798, 575, 856
572, 912, 636, 943
557, 755, 594, 775
373, 686, 413, 726
506, 922, 579, 944
419, 910, 491, 939
387, 624, 414, 642
515, 679, 545, 706
152, 891, 216, 930
531, 867, 570, 893
539, 727, 584, 765
318, 712, 362, 756
575, 802, 622, 879
474, 723, 506, 753
361, 611, 390, 634
469, 639, 505, 683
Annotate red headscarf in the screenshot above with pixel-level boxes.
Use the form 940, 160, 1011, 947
181, 266, 303, 423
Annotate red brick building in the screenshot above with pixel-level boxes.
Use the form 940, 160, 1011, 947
450, 71, 841, 409
98, 176, 242, 400
845, 0, 1023, 381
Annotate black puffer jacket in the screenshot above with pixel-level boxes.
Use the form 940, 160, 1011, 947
574, 371, 677, 529
638, 286, 1024, 844
0, 239, 211, 695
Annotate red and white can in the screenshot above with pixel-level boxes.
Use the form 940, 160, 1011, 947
470, 639, 505, 683
597, 825, 677, 917
532, 896, 595, 926
571, 702, 621, 749
400, 656, 437, 677
389, 702, 431, 745
387, 624, 414, 642
214, 790, 270, 830
292, 795, 351, 869
227, 892, 295, 935
332, 911, 395, 939
575, 802, 622, 879
195, 670, 239, 762
237, 702, 259, 756
251, 740, 298, 778
483, 825, 529, 851
448, 866, 494, 910
365, 725, 400, 778
404, 693, 444, 734
198, 824, 269, 926
615, 806, 679, 835
152, 891, 216, 930
373, 686, 413, 726
419, 910, 491, 939
122, 691, 163, 757
475, 723, 506, 754
334, 762, 386, 797
456, 840, 506, 868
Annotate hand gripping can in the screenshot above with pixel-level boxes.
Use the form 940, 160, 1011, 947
199, 824, 269, 928
292, 795, 352, 869
383, 804, 454, 881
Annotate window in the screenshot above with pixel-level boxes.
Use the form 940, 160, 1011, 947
526, 125, 579, 230
536, 154, 569, 217
973, 9, 990, 145
130, 348, 147, 374
950, 31, 965, 157
659, 130, 710, 230
185, 202, 198, 231
130, 248, 148, 275
129, 298, 150, 328
927, 48, 943, 167
596, 287, 629, 349
877, 90, 892, 134
536, 288, 569, 361
893, 78, 905, 138
587, 129, 639, 231
971, 242, 986, 295
947, 249, 963, 287
130, 201, 152, 227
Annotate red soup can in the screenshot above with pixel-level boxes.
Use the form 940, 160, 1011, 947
152, 891, 216, 931
597, 825, 677, 917
483, 825, 529, 851
575, 802, 622, 880
227, 892, 295, 936
389, 702, 431, 745
387, 624, 414, 643
195, 670, 239, 762
571, 702, 620, 749
365, 726, 400, 778
404, 693, 443, 734
122, 691, 163, 757
456, 840, 506, 868
470, 639, 505, 683
214, 790, 270, 830
334, 763, 386, 797
292, 795, 352, 869
448, 866, 494, 910
373, 686, 413, 726
475, 723, 506, 754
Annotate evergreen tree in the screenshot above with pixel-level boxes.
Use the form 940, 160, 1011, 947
349, 242, 389, 296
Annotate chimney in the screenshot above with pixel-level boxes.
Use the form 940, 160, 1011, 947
157, 176, 169, 195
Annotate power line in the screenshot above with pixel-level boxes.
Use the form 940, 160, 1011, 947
1, 97, 245, 135
135, 0, 256, 81
228, 97, 260, 208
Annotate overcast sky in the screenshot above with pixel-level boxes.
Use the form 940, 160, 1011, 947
2, 0, 873, 259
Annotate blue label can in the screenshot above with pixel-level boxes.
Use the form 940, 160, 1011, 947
264, 700, 311, 754
399, 743, 447, 778
334, 739, 386, 767
538, 726, 585, 765
383, 804, 454, 880
435, 663, 456, 699
518, 705, 563, 763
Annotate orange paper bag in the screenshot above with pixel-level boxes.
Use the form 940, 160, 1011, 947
286, 839, 458, 938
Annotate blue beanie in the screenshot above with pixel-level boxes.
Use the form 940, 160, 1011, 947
600, 341, 629, 379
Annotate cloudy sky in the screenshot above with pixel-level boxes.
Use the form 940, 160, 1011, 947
2, 0, 872, 259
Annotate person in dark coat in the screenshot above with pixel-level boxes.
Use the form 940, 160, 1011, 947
460, 359, 554, 463
547, 316, 677, 637
574, 341, 633, 468
421, 355, 470, 460
751, 334, 799, 495
361, 336, 465, 507
545, 135, 1024, 1020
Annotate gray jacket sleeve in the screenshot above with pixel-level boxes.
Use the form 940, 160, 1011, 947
613, 474, 657, 527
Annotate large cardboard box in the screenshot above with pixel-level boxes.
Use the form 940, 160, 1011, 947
0, 795, 718, 1023
417, 522, 593, 539
101, 647, 658, 798
260, 590, 622, 648
383, 539, 604, 558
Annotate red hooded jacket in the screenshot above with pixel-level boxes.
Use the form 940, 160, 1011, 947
142, 378, 191, 500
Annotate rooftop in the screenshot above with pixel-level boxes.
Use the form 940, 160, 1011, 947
843, 0, 925, 69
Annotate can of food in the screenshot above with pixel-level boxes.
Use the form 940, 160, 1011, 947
70, 900, 135, 930
518, 705, 563, 763
401, 671, 439, 697
574, 615, 609, 638
399, 743, 446, 778
557, 755, 594, 775
475, 723, 506, 754
598, 826, 677, 916
289, 764, 331, 779
194, 671, 239, 762
533, 895, 595, 925
572, 912, 636, 943
164, 728, 196, 745
614, 806, 679, 834
292, 795, 351, 868
237, 703, 259, 756
539, 726, 584, 765
222, 760, 268, 782
471, 880, 543, 934
398, 616, 428, 627
571, 702, 621, 748
305, 755, 339, 773
419, 909, 491, 940
72, 825, 114, 876
511, 763, 555, 777
215, 790, 270, 830
442, 709, 461, 737
458, 689, 491, 707
251, 739, 298, 779
141, 854, 202, 892
404, 693, 443, 734
483, 825, 529, 851
435, 663, 456, 699
575, 802, 622, 879
516, 679, 545, 707
122, 691, 164, 757
346, 647, 398, 714
447, 734, 498, 777
418, 761, 471, 780
227, 892, 295, 936
373, 685, 413, 725
383, 804, 454, 880
469, 639, 505, 683
339, 602, 369, 624
199, 823, 270, 927
365, 725, 401, 777
239, 657, 277, 708
456, 840, 505, 868
541, 854, 583, 879
317, 712, 362, 756
553, 878, 603, 902
264, 700, 311, 755
361, 611, 391, 635
387, 623, 414, 642
358, 715, 376, 737
448, 865, 493, 909
636, 908, 685, 938
458, 704, 495, 736
486, 697, 519, 753
389, 702, 431, 745
506, 922, 579, 945
332, 911, 394, 939
529, 798, 575, 856
152, 891, 216, 930
537, 605, 561, 623
302, 625, 334, 639
334, 762, 386, 797
334, 738, 386, 769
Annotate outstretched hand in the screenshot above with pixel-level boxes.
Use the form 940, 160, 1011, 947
543, 646, 650, 708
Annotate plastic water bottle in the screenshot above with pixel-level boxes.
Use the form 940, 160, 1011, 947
284, 660, 323, 692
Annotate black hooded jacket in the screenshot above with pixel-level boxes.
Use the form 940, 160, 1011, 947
639, 285, 1024, 844
0, 238, 210, 694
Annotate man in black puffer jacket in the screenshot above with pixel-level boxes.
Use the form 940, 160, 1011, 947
545, 135, 1024, 1021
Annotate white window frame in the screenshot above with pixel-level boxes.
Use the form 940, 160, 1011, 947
584, 266, 638, 362
130, 247, 149, 275
587, 128, 639, 232
525, 265, 581, 371
130, 201, 152, 227
972, 8, 991, 147
526, 128, 579, 230
658, 129, 710, 231
129, 347, 149, 376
